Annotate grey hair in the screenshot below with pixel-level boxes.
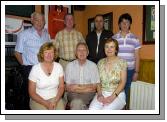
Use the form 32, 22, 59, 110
31, 12, 44, 20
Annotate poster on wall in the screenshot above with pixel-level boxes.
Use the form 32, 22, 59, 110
48, 5, 68, 39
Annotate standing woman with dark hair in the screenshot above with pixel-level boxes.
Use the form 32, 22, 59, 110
112, 13, 141, 108
28, 42, 65, 110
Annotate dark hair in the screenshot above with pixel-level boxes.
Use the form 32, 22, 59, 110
118, 13, 132, 24
104, 38, 119, 56
94, 14, 104, 21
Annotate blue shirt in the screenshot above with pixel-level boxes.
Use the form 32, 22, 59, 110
15, 27, 50, 65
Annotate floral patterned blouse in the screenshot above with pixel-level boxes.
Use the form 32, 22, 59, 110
98, 58, 127, 92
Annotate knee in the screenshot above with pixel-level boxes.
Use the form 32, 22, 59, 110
70, 98, 86, 110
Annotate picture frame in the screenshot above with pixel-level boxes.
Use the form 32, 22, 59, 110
143, 5, 155, 44
88, 12, 113, 33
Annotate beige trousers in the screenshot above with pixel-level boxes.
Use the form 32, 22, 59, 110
30, 98, 65, 110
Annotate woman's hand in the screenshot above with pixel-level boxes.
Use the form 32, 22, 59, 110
97, 94, 105, 103
45, 101, 56, 110
102, 94, 115, 105
132, 72, 138, 81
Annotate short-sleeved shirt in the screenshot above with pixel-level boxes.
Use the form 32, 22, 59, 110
28, 62, 64, 100
98, 58, 127, 92
54, 29, 85, 60
15, 27, 50, 65
112, 31, 141, 69
65, 60, 100, 85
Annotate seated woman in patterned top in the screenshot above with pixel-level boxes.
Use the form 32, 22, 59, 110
89, 38, 127, 110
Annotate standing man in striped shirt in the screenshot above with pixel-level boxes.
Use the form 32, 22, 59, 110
53, 13, 85, 70
112, 13, 141, 109
15, 12, 50, 109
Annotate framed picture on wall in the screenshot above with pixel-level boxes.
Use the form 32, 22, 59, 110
143, 5, 155, 44
88, 12, 113, 33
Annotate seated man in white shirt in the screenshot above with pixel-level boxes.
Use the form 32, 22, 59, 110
65, 42, 100, 110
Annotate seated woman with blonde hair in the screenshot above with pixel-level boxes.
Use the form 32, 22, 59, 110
89, 38, 127, 110
28, 42, 65, 110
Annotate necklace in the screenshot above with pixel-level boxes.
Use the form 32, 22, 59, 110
41, 62, 53, 76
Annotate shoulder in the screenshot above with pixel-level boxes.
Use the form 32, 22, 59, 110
86, 31, 96, 37
118, 58, 127, 67
128, 33, 139, 40
18, 27, 32, 36
66, 60, 76, 69
54, 62, 63, 69
98, 58, 106, 65
112, 32, 120, 39
31, 63, 40, 71
86, 60, 97, 68
73, 29, 83, 35
103, 30, 113, 35
56, 29, 64, 35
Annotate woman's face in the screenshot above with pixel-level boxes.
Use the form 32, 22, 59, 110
104, 42, 117, 57
43, 48, 54, 63
119, 19, 131, 32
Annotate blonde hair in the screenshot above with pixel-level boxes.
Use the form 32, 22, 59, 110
37, 42, 57, 62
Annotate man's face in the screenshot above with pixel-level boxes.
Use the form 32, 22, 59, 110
64, 15, 74, 29
32, 15, 45, 31
76, 45, 88, 61
95, 16, 104, 31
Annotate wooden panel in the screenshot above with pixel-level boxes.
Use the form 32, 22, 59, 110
138, 59, 155, 84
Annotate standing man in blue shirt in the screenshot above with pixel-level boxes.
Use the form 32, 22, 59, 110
14, 12, 50, 109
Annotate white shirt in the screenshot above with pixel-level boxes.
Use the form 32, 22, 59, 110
65, 60, 100, 85
28, 62, 64, 100
96, 32, 101, 54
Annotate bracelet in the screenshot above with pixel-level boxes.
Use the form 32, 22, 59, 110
114, 92, 118, 97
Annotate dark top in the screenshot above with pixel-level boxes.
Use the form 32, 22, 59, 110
86, 30, 113, 64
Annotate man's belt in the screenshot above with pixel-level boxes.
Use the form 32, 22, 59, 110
60, 58, 75, 62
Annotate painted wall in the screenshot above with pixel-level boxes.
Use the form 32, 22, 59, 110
74, 5, 155, 60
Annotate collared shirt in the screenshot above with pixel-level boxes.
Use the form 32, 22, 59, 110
54, 29, 85, 60
15, 27, 50, 65
112, 31, 141, 69
65, 59, 100, 84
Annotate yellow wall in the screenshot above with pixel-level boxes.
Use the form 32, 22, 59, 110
74, 5, 155, 60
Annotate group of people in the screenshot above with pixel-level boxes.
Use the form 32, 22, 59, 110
14, 11, 141, 110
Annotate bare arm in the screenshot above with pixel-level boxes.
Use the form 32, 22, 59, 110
14, 51, 23, 65
54, 76, 65, 102
133, 49, 140, 81
28, 80, 53, 109
114, 69, 127, 96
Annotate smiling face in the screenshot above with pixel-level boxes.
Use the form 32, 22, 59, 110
95, 15, 104, 31
76, 44, 88, 62
43, 48, 55, 63
31, 13, 45, 32
64, 14, 74, 30
119, 19, 131, 32
104, 41, 117, 57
